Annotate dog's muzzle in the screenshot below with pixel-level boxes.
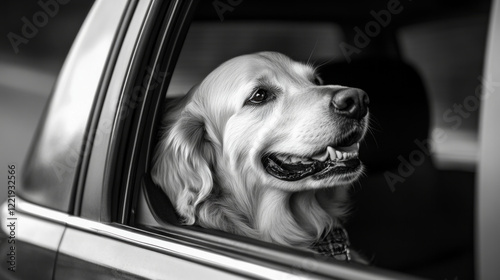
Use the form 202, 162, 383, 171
262, 87, 369, 182
262, 145, 362, 181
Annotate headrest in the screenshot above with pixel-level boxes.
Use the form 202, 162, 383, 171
318, 57, 430, 171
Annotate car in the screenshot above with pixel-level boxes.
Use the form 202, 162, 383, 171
1, 0, 499, 279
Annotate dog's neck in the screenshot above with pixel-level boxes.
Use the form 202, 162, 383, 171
196, 172, 350, 247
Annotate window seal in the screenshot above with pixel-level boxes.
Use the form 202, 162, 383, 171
110, 0, 198, 225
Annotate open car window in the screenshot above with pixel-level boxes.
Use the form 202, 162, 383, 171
126, 1, 491, 280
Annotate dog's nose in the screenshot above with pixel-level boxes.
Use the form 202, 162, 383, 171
331, 88, 369, 120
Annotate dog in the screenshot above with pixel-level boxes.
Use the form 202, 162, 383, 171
151, 52, 369, 261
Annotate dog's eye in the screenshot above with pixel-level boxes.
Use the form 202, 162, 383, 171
313, 76, 322, 85
247, 88, 270, 105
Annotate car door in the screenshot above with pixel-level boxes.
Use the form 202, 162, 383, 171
19, 0, 426, 278
47, 0, 261, 278
44, 0, 232, 279
0, 0, 122, 279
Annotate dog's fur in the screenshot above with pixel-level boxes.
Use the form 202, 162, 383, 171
152, 52, 368, 252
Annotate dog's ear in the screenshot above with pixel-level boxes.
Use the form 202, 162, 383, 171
151, 106, 216, 225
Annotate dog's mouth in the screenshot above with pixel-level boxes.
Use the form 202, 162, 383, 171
262, 138, 362, 182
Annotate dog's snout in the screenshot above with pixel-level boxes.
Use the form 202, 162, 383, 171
331, 88, 369, 120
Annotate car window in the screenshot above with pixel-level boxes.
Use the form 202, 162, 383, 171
131, 2, 491, 280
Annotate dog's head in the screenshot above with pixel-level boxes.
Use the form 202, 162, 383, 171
152, 52, 369, 224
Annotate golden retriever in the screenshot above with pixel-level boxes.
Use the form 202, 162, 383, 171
152, 52, 369, 261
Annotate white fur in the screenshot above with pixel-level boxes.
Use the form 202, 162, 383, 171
151, 52, 368, 250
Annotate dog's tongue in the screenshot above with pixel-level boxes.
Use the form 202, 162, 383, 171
334, 158, 360, 168
264, 156, 322, 181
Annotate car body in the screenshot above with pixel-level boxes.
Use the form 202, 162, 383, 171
1, 0, 500, 279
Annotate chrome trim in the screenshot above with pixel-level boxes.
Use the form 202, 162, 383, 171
1, 201, 66, 252
58, 228, 243, 280
17, 199, 71, 223
80, 0, 153, 221
16, 198, 318, 279
16, 198, 425, 280
74, 0, 139, 218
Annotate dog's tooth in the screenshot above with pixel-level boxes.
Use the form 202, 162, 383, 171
320, 152, 329, 161
291, 156, 303, 163
335, 151, 343, 159
343, 152, 348, 159
356, 143, 360, 150
312, 149, 329, 161
327, 146, 336, 161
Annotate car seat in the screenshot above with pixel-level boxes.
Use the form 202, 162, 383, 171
318, 57, 474, 279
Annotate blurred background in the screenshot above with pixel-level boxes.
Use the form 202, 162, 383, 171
0, 1, 94, 204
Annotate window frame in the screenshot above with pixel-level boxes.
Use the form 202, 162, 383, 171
99, 1, 432, 279
113, 3, 426, 280
108, 0, 198, 225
